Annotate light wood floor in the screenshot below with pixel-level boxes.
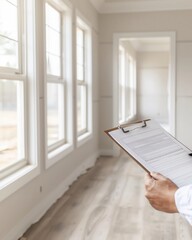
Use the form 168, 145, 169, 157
21, 154, 192, 240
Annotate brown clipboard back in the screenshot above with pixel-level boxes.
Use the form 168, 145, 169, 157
104, 119, 151, 173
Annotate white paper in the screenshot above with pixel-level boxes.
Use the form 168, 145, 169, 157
109, 120, 192, 187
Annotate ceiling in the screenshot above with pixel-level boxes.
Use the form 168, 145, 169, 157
89, 0, 192, 13
121, 37, 170, 52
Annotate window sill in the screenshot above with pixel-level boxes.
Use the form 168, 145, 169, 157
47, 143, 74, 168
77, 131, 92, 148
0, 164, 40, 202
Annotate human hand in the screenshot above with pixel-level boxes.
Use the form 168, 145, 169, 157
145, 172, 179, 213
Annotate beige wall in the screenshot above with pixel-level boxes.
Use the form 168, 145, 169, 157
99, 10, 192, 152
137, 52, 169, 125
0, 1, 99, 240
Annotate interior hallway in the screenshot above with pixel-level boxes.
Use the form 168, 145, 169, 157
21, 154, 192, 240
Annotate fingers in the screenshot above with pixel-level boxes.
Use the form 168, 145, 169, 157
145, 172, 152, 182
150, 172, 167, 181
145, 173, 156, 192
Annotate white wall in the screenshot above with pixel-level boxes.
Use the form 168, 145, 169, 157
0, 1, 99, 240
99, 10, 192, 152
137, 52, 169, 126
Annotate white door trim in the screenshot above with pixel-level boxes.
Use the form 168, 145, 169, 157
113, 31, 176, 156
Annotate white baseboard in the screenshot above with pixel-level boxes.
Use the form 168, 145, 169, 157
4, 152, 99, 240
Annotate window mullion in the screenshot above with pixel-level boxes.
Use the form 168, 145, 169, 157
47, 77, 63, 84
0, 74, 25, 81
77, 80, 86, 86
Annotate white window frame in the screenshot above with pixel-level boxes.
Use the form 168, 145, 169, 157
0, 0, 40, 202
76, 13, 92, 147
0, 0, 26, 178
44, 0, 73, 168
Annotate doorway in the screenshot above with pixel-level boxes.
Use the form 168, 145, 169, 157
113, 32, 176, 156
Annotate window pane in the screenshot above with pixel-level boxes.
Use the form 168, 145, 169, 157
119, 85, 123, 122
0, 0, 18, 40
77, 28, 84, 47
46, 54, 61, 76
46, 3, 60, 32
0, 80, 24, 171
47, 83, 64, 147
77, 85, 87, 133
45, 3, 61, 77
77, 45, 84, 65
77, 64, 84, 81
0, 36, 18, 69
76, 27, 85, 82
46, 26, 60, 56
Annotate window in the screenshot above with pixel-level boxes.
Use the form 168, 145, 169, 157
76, 17, 92, 142
119, 46, 125, 123
0, 0, 26, 178
118, 44, 136, 124
45, 0, 72, 164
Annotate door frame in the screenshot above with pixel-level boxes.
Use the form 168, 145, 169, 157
113, 31, 176, 156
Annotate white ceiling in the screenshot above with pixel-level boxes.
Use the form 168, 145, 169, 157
89, 0, 192, 13
121, 38, 170, 52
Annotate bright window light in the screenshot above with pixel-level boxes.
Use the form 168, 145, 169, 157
118, 44, 136, 124
0, 0, 19, 69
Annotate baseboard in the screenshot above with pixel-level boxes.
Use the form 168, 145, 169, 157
4, 152, 99, 240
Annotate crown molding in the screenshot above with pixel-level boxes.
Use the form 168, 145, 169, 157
90, 0, 192, 14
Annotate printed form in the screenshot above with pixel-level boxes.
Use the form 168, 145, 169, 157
108, 120, 192, 187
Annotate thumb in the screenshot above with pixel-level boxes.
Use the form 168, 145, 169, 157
150, 172, 167, 181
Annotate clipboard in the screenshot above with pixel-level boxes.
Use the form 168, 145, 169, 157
105, 119, 192, 187
105, 119, 151, 173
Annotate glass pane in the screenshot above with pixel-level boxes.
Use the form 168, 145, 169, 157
46, 3, 60, 32
119, 85, 123, 122
77, 85, 87, 133
77, 45, 84, 65
0, 80, 24, 170
77, 28, 84, 47
77, 64, 84, 81
0, 36, 18, 69
118, 47, 126, 122
0, 0, 18, 40
76, 27, 85, 82
46, 26, 60, 56
47, 83, 64, 147
46, 54, 61, 76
